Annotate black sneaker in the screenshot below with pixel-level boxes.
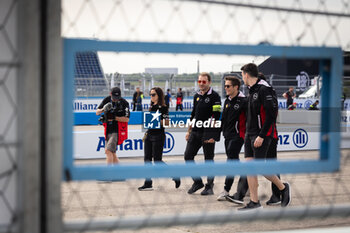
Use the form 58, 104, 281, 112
200, 184, 214, 195
173, 178, 181, 189
187, 182, 204, 194
138, 184, 153, 191
266, 194, 281, 206
226, 193, 244, 204
238, 200, 262, 210
281, 182, 291, 207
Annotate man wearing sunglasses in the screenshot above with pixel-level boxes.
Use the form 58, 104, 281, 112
216, 76, 248, 203
185, 72, 221, 195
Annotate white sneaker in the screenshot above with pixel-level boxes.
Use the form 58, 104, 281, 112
217, 190, 229, 201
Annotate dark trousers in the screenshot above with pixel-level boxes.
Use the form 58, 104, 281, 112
176, 104, 183, 111
184, 131, 215, 186
143, 133, 165, 185
224, 137, 246, 192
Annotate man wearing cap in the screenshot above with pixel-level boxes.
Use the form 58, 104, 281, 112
96, 87, 130, 164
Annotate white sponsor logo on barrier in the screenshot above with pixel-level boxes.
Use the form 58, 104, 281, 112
95, 132, 175, 154
74, 98, 350, 113
74, 127, 331, 159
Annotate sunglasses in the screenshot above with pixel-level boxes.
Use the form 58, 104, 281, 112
224, 85, 233, 88
150, 93, 157, 97
198, 80, 207, 84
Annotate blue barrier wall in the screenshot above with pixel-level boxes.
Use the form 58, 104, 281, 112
74, 111, 193, 125
75, 112, 143, 125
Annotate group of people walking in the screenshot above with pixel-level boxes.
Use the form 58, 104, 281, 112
132, 87, 184, 111
96, 63, 291, 210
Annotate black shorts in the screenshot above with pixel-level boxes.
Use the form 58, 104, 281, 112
106, 133, 118, 153
266, 137, 277, 159
244, 136, 272, 159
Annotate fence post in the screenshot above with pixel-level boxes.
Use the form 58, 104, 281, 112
46, 0, 63, 232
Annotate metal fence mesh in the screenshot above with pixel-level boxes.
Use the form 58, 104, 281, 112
62, 0, 350, 232
62, 0, 350, 47
63, 150, 350, 232
63, 0, 350, 100
0, 0, 18, 232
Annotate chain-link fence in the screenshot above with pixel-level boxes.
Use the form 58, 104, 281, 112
5, 0, 350, 232
63, 150, 350, 232
2, 0, 345, 232
65, 0, 350, 101
62, 0, 350, 47
0, 0, 18, 232
60, 1, 350, 232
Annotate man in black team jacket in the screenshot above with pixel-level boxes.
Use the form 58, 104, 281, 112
224, 73, 283, 205
239, 63, 291, 210
216, 76, 248, 202
184, 72, 221, 196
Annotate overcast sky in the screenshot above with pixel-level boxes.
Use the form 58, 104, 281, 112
62, 0, 350, 74
97, 52, 268, 74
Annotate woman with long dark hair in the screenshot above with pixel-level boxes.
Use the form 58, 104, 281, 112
138, 87, 181, 190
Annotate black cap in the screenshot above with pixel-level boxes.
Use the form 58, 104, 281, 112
111, 87, 121, 100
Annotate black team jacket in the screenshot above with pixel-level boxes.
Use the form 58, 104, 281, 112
247, 79, 278, 139
190, 87, 221, 141
221, 91, 247, 140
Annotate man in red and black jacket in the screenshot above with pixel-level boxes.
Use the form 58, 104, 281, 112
216, 76, 248, 203
239, 63, 291, 210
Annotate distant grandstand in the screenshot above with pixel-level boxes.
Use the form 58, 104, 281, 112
75, 51, 108, 97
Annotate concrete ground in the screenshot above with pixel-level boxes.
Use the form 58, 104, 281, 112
62, 148, 350, 233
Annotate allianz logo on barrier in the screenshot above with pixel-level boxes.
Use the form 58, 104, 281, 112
73, 102, 99, 111
278, 129, 308, 148
303, 100, 313, 109
278, 101, 307, 109
293, 129, 308, 148
96, 132, 175, 153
